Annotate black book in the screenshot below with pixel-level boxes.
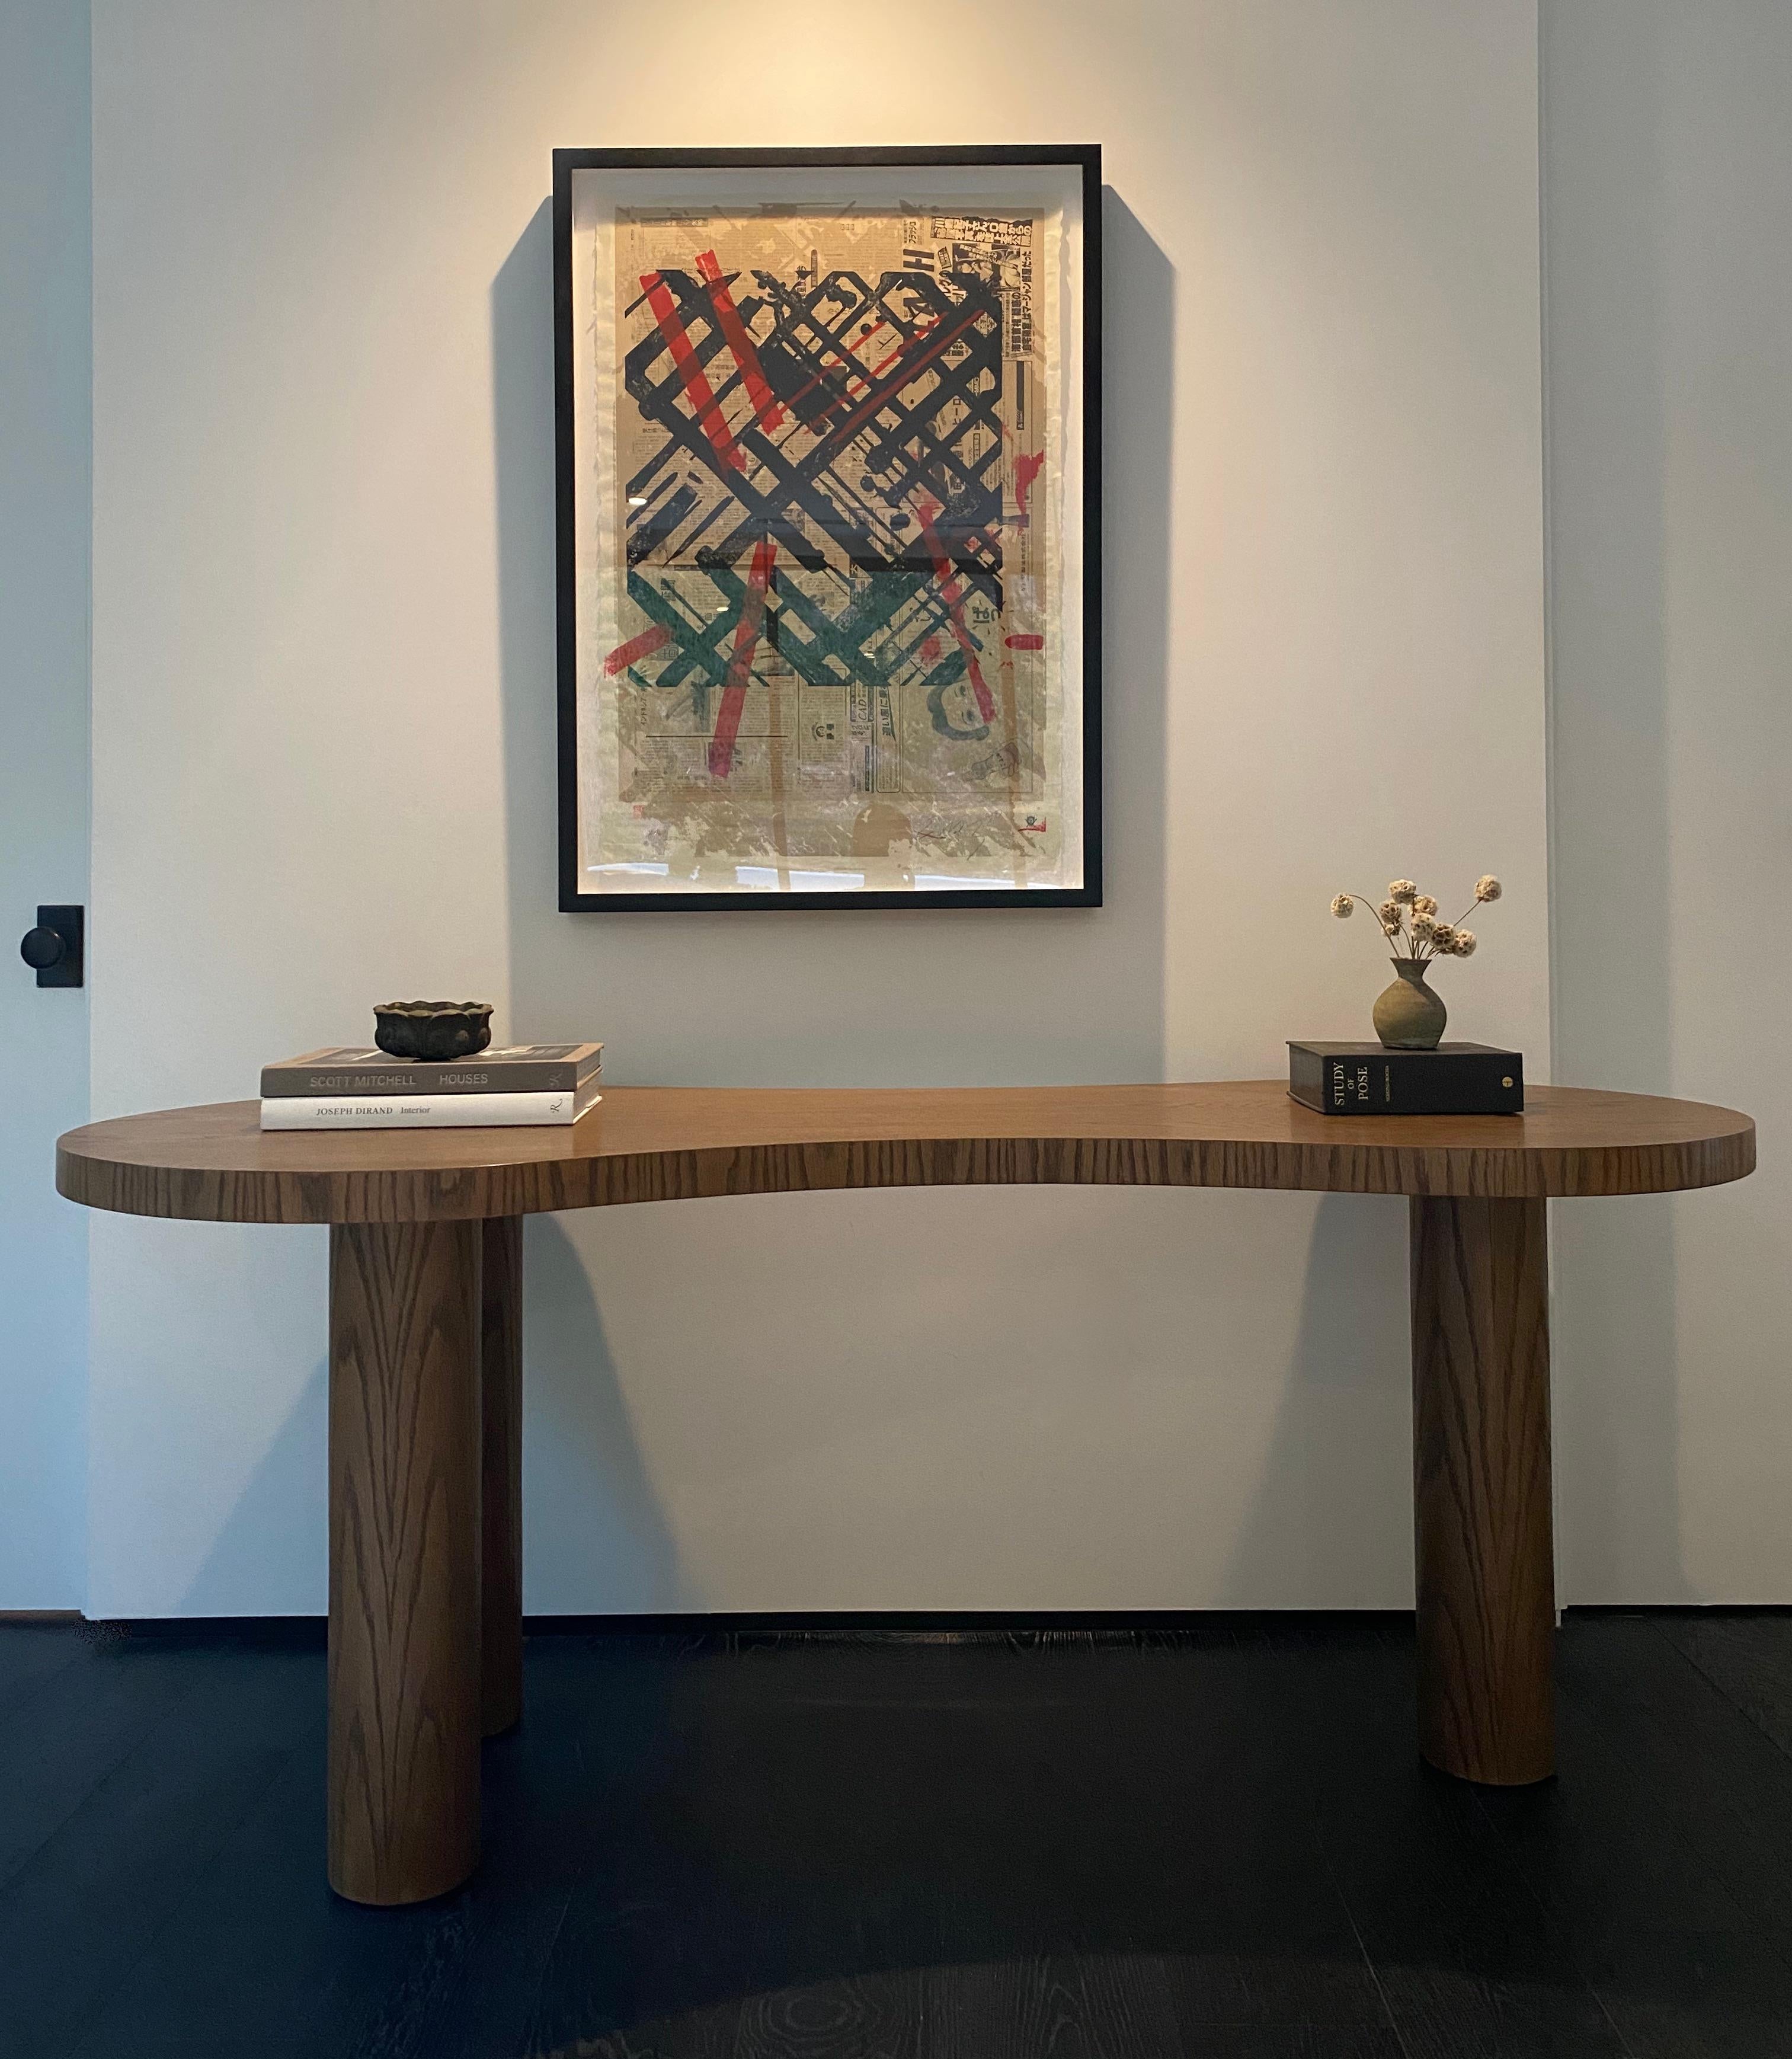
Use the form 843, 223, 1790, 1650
1288, 1042, 1523, 1117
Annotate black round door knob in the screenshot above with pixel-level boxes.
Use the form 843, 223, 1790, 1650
20, 926, 65, 971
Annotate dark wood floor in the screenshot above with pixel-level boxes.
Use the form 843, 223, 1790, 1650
3, 1612, 1792, 2057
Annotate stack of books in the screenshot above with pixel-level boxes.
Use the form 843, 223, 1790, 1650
259, 1043, 603, 1130
1287, 1041, 1523, 1116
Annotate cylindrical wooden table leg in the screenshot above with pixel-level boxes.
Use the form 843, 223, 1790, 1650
481, 1216, 524, 1737
1410, 1195, 1555, 1785
328, 1219, 482, 1903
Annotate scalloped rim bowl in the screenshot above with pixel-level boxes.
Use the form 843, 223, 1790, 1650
372, 1001, 494, 1062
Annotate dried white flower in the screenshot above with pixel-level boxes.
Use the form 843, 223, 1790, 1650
1331, 893, 1355, 919
1413, 894, 1438, 916
1411, 910, 1438, 940
1452, 928, 1477, 956
1430, 923, 1458, 952
1377, 899, 1402, 928
1474, 875, 1503, 903
1388, 880, 1417, 904
1381, 921, 1402, 940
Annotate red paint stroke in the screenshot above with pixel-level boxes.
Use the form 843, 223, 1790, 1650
708, 533, 777, 779
604, 623, 674, 675
913, 493, 996, 724
641, 270, 745, 473
820, 305, 985, 458
779, 316, 911, 421
785, 309, 972, 451
695, 251, 785, 433
1014, 450, 1046, 519
1004, 634, 1044, 651
861, 319, 920, 381
919, 633, 943, 664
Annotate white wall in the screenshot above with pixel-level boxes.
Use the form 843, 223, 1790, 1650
1544, 0, 1792, 1600
84, 0, 1551, 1616
0, 0, 89, 1610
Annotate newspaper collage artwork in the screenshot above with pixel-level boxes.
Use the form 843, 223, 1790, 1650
576, 190, 1079, 897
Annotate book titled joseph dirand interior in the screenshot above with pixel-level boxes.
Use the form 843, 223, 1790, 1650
260, 1043, 602, 1130
1288, 1042, 1523, 1117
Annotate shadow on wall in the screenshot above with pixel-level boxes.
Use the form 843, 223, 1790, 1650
487, 187, 1180, 1610
1220, 1193, 1413, 1606
519, 1214, 687, 1610
181, 1357, 328, 1614
1542, 2, 1684, 1600
176, 1230, 683, 1616
488, 186, 1173, 1083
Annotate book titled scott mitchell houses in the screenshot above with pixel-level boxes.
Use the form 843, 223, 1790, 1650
1288, 1042, 1523, 1117
260, 1042, 601, 1130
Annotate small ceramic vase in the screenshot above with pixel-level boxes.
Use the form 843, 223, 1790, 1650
1372, 960, 1447, 1051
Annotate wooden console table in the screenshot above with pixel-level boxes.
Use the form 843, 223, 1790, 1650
56, 1082, 1754, 1905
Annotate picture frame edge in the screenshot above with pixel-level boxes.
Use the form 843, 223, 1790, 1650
551, 143, 1105, 916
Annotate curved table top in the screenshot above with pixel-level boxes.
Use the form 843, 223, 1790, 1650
56, 1082, 1754, 1225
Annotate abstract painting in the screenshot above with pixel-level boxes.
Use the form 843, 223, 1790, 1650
553, 148, 1100, 910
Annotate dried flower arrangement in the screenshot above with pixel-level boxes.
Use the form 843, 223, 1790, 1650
1329, 875, 1503, 961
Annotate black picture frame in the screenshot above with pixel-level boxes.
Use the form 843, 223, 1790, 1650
552, 144, 1103, 913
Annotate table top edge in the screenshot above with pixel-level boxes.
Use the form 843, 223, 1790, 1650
53, 1082, 1756, 1223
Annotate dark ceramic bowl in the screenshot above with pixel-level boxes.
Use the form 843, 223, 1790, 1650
373, 1002, 494, 1062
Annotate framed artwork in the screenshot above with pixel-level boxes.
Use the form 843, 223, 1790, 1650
552, 145, 1102, 911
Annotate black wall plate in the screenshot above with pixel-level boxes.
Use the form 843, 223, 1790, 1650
20, 904, 83, 988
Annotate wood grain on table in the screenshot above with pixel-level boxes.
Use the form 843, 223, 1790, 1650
56, 1080, 1755, 1224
